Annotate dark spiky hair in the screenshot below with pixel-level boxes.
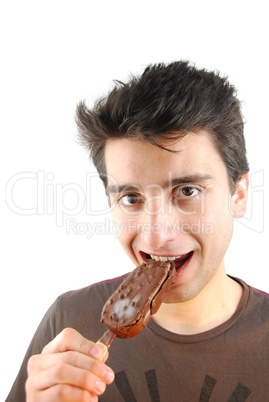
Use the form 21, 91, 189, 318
76, 61, 249, 190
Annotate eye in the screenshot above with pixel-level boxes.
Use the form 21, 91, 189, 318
173, 186, 200, 199
172, 185, 205, 214
181, 186, 199, 197
119, 193, 144, 206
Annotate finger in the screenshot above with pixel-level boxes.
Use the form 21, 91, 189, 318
42, 328, 108, 362
90, 342, 109, 362
28, 351, 114, 384
27, 363, 111, 397
42, 328, 96, 356
26, 380, 99, 402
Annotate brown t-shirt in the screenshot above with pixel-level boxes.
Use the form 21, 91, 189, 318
6, 276, 269, 401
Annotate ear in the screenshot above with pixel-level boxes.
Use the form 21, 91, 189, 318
231, 172, 249, 218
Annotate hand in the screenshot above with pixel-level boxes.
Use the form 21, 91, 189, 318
26, 327, 115, 401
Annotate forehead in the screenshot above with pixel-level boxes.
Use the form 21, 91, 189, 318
104, 131, 227, 187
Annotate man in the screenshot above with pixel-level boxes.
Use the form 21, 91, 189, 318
6, 61, 269, 401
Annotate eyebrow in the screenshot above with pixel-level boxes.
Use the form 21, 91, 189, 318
106, 174, 214, 195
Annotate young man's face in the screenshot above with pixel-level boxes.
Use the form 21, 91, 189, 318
105, 131, 248, 303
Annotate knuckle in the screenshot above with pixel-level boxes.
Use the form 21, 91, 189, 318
61, 326, 77, 340
62, 349, 76, 364
27, 354, 39, 374
25, 375, 33, 394
52, 381, 98, 401
51, 383, 67, 399
79, 337, 94, 355
90, 360, 114, 384
51, 363, 68, 382
90, 358, 102, 373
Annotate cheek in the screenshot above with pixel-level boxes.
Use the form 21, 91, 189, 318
112, 209, 137, 248
202, 196, 234, 249
180, 192, 233, 237
116, 226, 139, 266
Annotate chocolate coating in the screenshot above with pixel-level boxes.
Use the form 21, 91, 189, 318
101, 260, 175, 338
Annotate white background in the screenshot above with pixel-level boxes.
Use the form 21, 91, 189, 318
1, 1, 268, 399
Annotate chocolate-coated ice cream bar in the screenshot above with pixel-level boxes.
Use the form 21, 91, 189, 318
98, 260, 175, 349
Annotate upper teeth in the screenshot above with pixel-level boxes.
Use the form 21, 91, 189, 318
150, 255, 181, 262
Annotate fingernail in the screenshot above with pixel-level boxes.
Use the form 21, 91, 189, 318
104, 369, 115, 383
95, 379, 106, 393
91, 342, 108, 361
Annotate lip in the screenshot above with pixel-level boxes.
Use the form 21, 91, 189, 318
140, 250, 193, 271
173, 251, 193, 271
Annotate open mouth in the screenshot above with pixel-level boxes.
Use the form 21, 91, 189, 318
142, 251, 193, 271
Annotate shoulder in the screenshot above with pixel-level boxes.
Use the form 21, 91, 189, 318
248, 284, 269, 299
247, 282, 269, 310
232, 276, 269, 299
57, 275, 126, 308
234, 277, 269, 321
238, 277, 269, 301
45, 273, 129, 338
56, 274, 126, 314
58, 273, 127, 305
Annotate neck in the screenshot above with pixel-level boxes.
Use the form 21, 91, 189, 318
152, 274, 243, 335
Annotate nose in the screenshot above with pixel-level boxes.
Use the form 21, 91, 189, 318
138, 200, 180, 252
